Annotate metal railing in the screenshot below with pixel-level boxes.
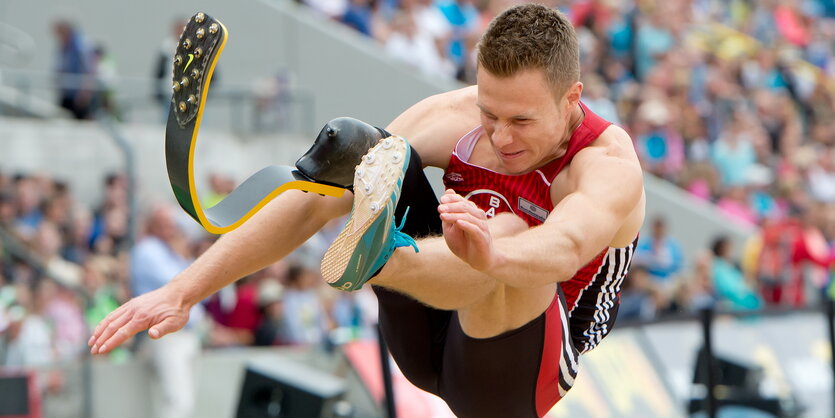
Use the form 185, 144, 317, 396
617, 302, 834, 418
0, 67, 318, 136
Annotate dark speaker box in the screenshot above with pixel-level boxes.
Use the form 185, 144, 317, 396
0, 372, 39, 418
236, 357, 346, 418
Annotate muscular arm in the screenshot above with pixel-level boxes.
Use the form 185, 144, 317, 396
489, 153, 643, 287
91, 87, 479, 353
170, 190, 352, 305
439, 127, 645, 289
89, 190, 351, 353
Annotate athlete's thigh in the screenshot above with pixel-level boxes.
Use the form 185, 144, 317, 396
439, 290, 579, 418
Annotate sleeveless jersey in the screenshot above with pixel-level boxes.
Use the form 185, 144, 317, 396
442, 102, 637, 354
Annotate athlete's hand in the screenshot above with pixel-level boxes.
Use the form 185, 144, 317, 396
438, 190, 527, 271
88, 286, 190, 355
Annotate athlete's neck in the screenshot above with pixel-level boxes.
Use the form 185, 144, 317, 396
552, 102, 585, 160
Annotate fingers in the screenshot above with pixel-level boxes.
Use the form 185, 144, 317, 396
149, 316, 186, 339
439, 211, 488, 228
455, 218, 489, 241
89, 308, 132, 353
94, 319, 148, 355
450, 218, 493, 271
439, 189, 468, 204
439, 192, 485, 220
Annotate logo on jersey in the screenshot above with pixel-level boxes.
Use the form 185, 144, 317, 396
463, 189, 514, 218
518, 197, 549, 223
444, 172, 464, 183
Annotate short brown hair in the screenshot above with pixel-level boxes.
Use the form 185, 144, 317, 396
477, 4, 579, 96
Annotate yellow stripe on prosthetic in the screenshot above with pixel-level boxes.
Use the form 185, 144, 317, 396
181, 21, 346, 235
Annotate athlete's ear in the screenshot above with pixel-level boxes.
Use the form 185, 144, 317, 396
565, 82, 583, 110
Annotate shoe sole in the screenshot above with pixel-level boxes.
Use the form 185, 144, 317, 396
320, 136, 409, 288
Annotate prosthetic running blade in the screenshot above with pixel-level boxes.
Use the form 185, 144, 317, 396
164, 12, 345, 235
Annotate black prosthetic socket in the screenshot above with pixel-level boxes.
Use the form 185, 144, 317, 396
294, 117, 391, 188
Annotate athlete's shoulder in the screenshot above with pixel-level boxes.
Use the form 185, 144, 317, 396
386, 86, 480, 169
580, 124, 639, 164
388, 86, 479, 131
564, 124, 642, 194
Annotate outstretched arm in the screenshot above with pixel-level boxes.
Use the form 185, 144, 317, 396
89, 190, 351, 354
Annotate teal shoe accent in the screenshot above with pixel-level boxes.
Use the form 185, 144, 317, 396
392, 207, 419, 254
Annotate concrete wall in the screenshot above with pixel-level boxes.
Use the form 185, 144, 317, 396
0, 116, 314, 213
0, 0, 460, 134
29, 346, 380, 418
641, 173, 755, 268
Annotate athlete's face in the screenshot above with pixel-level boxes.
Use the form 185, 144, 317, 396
476, 67, 582, 175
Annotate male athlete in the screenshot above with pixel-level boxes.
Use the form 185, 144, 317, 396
89, 4, 645, 417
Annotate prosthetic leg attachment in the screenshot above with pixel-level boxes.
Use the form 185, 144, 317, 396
164, 12, 351, 234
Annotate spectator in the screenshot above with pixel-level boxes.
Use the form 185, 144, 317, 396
279, 263, 331, 345
89, 173, 128, 254
582, 74, 621, 126
807, 147, 835, 203
435, 0, 480, 79
253, 277, 286, 346
13, 174, 44, 239
52, 20, 95, 120
2, 283, 54, 367
203, 172, 235, 209
711, 109, 759, 188
634, 216, 684, 296
385, 11, 455, 78
39, 279, 86, 362
0, 192, 15, 229
33, 222, 82, 288
744, 215, 802, 305
634, 98, 685, 179
633, 5, 675, 80
329, 287, 378, 342
92, 44, 119, 117
131, 205, 202, 418
710, 236, 763, 311
618, 266, 659, 321
786, 205, 832, 306
341, 0, 375, 37
204, 275, 261, 347
667, 251, 716, 314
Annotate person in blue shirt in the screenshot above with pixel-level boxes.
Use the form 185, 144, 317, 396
131, 205, 204, 418
52, 20, 95, 119
634, 216, 684, 295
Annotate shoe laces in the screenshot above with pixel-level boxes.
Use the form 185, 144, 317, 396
392, 206, 419, 253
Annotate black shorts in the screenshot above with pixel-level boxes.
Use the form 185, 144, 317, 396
373, 148, 580, 417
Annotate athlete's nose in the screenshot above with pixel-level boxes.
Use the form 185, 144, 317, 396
492, 123, 513, 148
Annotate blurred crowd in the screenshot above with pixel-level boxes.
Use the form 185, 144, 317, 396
10, 0, 835, 383
320, 0, 835, 318
0, 169, 378, 397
